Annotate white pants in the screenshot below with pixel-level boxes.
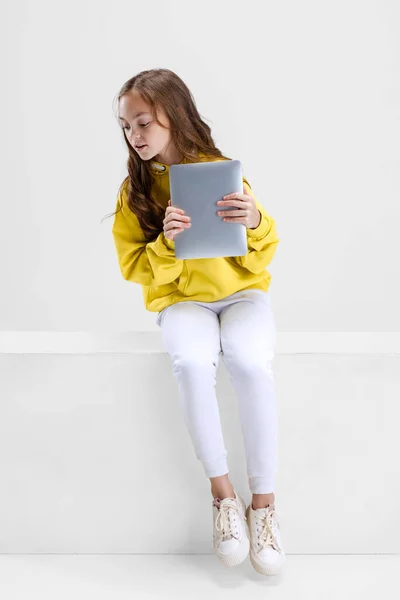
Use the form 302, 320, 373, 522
156, 289, 278, 494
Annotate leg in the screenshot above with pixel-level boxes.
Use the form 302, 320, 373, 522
210, 473, 236, 500
220, 292, 278, 497
158, 302, 230, 493
252, 492, 275, 509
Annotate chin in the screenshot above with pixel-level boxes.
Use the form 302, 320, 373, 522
137, 149, 155, 161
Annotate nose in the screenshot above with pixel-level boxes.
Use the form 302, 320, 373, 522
126, 128, 142, 141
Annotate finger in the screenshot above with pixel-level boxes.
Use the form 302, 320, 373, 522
170, 219, 189, 228
218, 199, 250, 208
167, 205, 184, 214
166, 213, 188, 225
220, 210, 249, 218
222, 193, 247, 201
166, 227, 184, 239
221, 217, 248, 224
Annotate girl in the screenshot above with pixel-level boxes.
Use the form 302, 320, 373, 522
109, 68, 285, 576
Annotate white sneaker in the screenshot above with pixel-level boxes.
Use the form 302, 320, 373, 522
212, 490, 250, 567
246, 502, 286, 576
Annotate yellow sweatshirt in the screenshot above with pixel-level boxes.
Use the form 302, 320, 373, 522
112, 153, 280, 313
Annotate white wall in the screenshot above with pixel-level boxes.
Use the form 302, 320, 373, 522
1, 340, 399, 553
1, 0, 398, 333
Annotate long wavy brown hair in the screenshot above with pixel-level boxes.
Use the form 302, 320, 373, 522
102, 68, 231, 240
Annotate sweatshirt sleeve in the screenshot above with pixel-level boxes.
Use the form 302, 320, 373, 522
232, 178, 280, 274
111, 184, 184, 286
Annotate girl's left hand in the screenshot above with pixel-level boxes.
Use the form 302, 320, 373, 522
216, 182, 261, 229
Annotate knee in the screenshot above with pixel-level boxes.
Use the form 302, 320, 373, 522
224, 353, 274, 377
171, 355, 219, 374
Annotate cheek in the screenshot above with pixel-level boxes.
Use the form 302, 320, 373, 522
154, 128, 170, 144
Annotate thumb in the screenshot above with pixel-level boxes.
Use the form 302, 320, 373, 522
168, 199, 171, 206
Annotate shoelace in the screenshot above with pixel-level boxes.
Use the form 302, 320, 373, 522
256, 506, 282, 552
214, 498, 243, 541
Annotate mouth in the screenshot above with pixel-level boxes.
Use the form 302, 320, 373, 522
135, 144, 147, 151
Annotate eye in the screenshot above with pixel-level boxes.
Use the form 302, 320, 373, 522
121, 122, 151, 131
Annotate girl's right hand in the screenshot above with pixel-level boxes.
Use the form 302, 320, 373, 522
163, 199, 191, 240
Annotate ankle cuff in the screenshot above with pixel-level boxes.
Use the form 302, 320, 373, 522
249, 475, 275, 495
201, 453, 229, 478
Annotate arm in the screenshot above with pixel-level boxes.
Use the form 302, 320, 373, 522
232, 178, 280, 274
111, 186, 184, 286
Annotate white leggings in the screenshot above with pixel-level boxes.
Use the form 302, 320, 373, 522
156, 289, 278, 495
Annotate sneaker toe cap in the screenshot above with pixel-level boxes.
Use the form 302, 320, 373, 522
258, 546, 285, 564
218, 538, 240, 555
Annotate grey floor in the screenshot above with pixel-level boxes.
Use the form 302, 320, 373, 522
0, 555, 398, 599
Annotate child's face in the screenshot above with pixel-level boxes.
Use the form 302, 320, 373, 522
118, 90, 173, 162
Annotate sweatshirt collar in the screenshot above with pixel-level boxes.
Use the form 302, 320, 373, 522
150, 156, 187, 174
150, 152, 207, 174
150, 160, 171, 173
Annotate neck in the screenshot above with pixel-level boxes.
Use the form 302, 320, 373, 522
153, 147, 182, 166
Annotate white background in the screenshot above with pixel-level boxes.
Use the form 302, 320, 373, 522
1, 5, 400, 595
1, 0, 398, 333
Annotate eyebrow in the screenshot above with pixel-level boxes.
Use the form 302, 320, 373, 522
118, 111, 149, 123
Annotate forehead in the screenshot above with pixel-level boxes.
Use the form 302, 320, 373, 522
118, 92, 153, 121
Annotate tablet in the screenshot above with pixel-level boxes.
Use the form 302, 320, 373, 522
169, 159, 248, 260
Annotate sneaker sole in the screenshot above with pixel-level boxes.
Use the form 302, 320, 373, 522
249, 547, 286, 576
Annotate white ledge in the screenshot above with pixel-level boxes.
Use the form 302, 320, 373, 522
0, 332, 399, 354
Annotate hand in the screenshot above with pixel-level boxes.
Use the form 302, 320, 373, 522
216, 182, 261, 229
163, 199, 191, 240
